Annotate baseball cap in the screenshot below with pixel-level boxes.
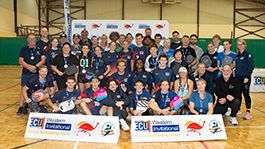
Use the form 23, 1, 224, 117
60, 33, 67, 38
179, 67, 188, 73
73, 33, 80, 38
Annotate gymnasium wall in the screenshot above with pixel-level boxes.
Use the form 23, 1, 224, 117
0, 0, 39, 37
0, 0, 264, 67
0, 37, 264, 68
1, 0, 265, 38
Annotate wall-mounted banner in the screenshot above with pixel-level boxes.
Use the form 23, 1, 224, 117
71, 20, 169, 41
250, 69, 265, 92
25, 113, 120, 143
131, 115, 227, 142
64, 0, 71, 43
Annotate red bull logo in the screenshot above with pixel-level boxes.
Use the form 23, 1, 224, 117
124, 24, 133, 29
76, 121, 99, 136
92, 24, 101, 29
155, 24, 165, 29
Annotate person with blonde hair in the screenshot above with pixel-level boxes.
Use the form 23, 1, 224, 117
235, 39, 254, 120
189, 78, 213, 115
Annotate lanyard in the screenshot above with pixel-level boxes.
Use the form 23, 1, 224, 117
136, 94, 141, 102
64, 57, 68, 67
30, 47, 36, 59
199, 92, 205, 113
81, 56, 87, 70
39, 79, 46, 89
151, 56, 158, 67
161, 92, 169, 108
179, 79, 187, 95
182, 48, 188, 60
95, 57, 102, 69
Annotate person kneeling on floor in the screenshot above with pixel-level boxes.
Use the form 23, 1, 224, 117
214, 65, 240, 125
23, 65, 58, 113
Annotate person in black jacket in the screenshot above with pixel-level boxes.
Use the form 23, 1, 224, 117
214, 65, 240, 125
235, 39, 254, 120
105, 79, 130, 131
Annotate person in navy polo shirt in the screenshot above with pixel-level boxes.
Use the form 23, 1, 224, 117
52, 76, 80, 114
103, 41, 119, 76
149, 80, 178, 115
111, 59, 130, 93
91, 46, 110, 87
129, 80, 152, 116
152, 54, 174, 92
51, 42, 79, 90
22, 65, 58, 113
80, 77, 110, 115
79, 28, 92, 46
118, 40, 133, 72
131, 33, 149, 71
71, 33, 82, 58
128, 58, 153, 93
36, 27, 50, 52
17, 33, 46, 115
200, 42, 219, 81
235, 39, 254, 120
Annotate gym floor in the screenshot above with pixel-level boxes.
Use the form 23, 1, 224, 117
1, 66, 265, 149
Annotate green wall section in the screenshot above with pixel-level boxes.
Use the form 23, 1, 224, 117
0, 37, 264, 68
0, 37, 27, 65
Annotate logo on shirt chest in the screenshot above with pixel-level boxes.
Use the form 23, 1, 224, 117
229, 84, 234, 89
36, 51, 40, 56
117, 95, 121, 99
165, 72, 170, 76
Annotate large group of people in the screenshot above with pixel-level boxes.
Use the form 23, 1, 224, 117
17, 27, 254, 131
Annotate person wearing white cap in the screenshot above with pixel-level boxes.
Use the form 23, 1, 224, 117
174, 67, 194, 114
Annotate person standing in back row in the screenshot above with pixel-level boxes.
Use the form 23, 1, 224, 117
17, 33, 46, 115
51, 42, 78, 90
235, 39, 254, 120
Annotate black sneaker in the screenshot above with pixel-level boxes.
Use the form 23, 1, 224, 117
22, 104, 29, 115
16, 107, 23, 116
39, 105, 48, 113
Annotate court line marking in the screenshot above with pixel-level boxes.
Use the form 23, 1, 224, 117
11, 139, 47, 149
200, 141, 209, 149
253, 107, 265, 115
0, 101, 18, 113
72, 141, 79, 149
226, 125, 265, 129
0, 83, 20, 92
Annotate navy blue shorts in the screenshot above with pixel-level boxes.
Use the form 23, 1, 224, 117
21, 74, 37, 86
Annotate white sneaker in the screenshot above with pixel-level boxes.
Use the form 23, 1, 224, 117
229, 117, 239, 125
120, 119, 130, 131
237, 110, 242, 115
225, 108, 231, 116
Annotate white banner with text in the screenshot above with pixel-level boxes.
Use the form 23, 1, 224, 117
72, 20, 169, 40
25, 113, 120, 143
131, 115, 227, 142
250, 69, 265, 92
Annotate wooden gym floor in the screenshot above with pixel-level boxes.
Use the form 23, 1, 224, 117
0, 66, 265, 149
